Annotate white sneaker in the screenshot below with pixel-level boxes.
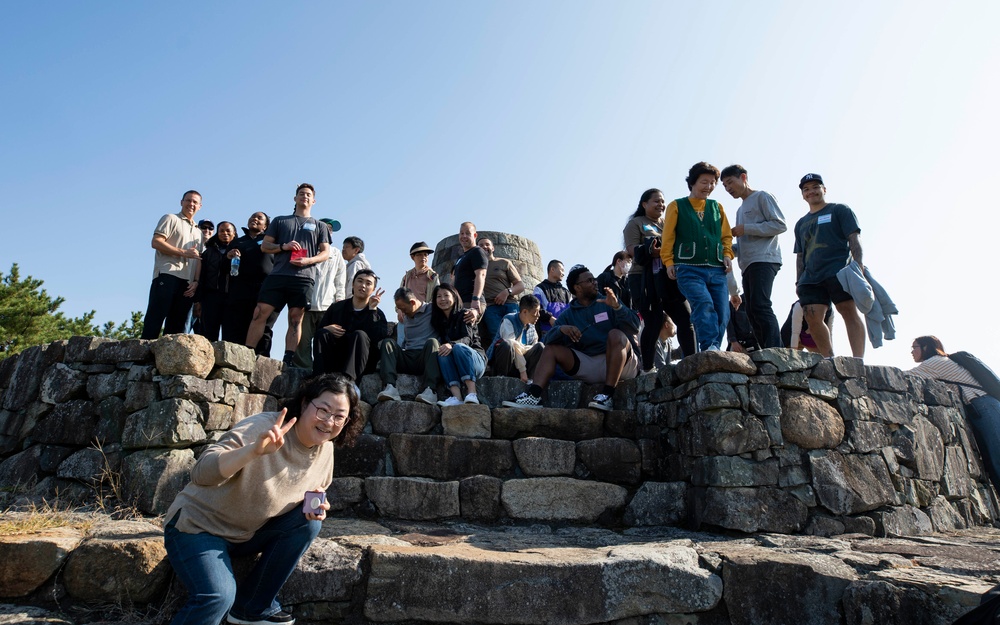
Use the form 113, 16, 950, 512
438, 397, 463, 407
415, 387, 438, 405
377, 384, 401, 402
464, 393, 480, 404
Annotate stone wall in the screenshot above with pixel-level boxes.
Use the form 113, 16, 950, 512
1, 337, 995, 538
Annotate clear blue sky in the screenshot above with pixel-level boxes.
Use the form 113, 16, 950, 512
3, 1, 998, 369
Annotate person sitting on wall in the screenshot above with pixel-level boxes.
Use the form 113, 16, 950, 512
504, 264, 640, 412
311, 269, 387, 381
376, 287, 443, 405
486, 293, 544, 383
533, 259, 571, 334
162, 374, 363, 625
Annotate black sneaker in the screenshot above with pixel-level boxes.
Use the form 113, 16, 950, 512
502, 391, 542, 408
228, 610, 295, 625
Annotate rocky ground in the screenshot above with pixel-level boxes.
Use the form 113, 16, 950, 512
2, 513, 1000, 624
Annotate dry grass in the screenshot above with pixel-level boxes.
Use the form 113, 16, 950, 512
0, 500, 97, 536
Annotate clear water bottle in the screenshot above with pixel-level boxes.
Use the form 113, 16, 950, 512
230, 255, 240, 277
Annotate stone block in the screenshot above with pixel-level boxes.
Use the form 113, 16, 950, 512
127, 364, 155, 382
576, 438, 641, 484
121, 448, 195, 515
279, 538, 364, 604
370, 400, 438, 435
232, 393, 270, 423
912, 415, 945, 480
492, 407, 604, 440
689, 382, 741, 412
123, 380, 159, 413
778, 371, 810, 390
365, 476, 459, 520
473, 376, 525, 408
0, 527, 84, 597
871, 505, 934, 537
0, 446, 43, 490
780, 390, 844, 450
604, 409, 637, 438
151, 334, 215, 378
501, 477, 627, 522
810, 359, 838, 382
512, 437, 576, 476
722, 549, 856, 625
93, 339, 153, 364
57, 446, 120, 485
840, 377, 869, 398
33, 400, 98, 446
389, 434, 515, 479
807, 378, 838, 400
750, 348, 823, 372
86, 370, 130, 402
2, 343, 63, 410
682, 409, 769, 456
676, 351, 756, 382
544, 379, 587, 409
64, 336, 107, 363
63, 520, 171, 604
39, 363, 87, 404
250, 355, 284, 394
831, 356, 865, 378
865, 365, 909, 391
326, 477, 365, 511
748, 383, 781, 416
693, 456, 779, 487
38, 445, 75, 473
201, 402, 235, 431
780, 464, 811, 487
213, 341, 257, 373
158, 375, 226, 403
809, 450, 896, 515
460, 474, 503, 521
364, 539, 721, 624
699, 486, 808, 533
441, 403, 491, 438
360, 372, 426, 404
847, 421, 891, 453
942, 445, 973, 500
871, 389, 915, 425
122, 398, 206, 449
838, 395, 876, 422
335, 433, 388, 477
927, 495, 967, 531
210, 367, 251, 386
624, 481, 687, 526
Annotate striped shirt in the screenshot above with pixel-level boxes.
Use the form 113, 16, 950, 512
907, 355, 986, 402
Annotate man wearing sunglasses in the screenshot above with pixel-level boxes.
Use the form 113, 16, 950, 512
503, 264, 640, 412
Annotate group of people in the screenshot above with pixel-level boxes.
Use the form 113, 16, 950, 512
141, 164, 884, 413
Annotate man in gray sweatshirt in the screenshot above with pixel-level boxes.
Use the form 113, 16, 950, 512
721, 165, 787, 348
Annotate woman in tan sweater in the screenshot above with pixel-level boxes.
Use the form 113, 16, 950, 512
163, 374, 363, 625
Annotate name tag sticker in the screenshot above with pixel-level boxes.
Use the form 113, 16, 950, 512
303, 222, 316, 231
594, 312, 609, 323
817, 215, 832, 225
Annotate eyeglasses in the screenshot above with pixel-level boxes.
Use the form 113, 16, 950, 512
310, 400, 350, 425
580, 277, 597, 284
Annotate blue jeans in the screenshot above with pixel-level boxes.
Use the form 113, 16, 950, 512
675, 265, 730, 351
164, 506, 320, 625
482, 302, 518, 345
968, 395, 1000, 489
437, 343, 486, 388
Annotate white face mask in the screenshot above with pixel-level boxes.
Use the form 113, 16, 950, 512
620, 261, 632, 274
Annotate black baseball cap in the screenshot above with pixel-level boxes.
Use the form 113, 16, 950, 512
799, 173, 824, 189
198, 219, 215, 230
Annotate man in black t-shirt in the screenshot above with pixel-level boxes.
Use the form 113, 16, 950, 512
246, 183, 331, 365
449, 221, 488, 320
793, 173, 866, 359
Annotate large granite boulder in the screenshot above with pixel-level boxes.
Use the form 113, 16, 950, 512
151, 334, 215, 378
780, 391, 845, 449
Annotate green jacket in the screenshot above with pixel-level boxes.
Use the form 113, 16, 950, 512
672, 197, 725, 267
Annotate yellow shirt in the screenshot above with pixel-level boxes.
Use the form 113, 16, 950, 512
660, 198, 734, 267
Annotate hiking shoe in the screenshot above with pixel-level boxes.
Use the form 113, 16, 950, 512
502, 392, 542, 409
438, 397, 463, 407
377, 384, 401, 402
227, 610, 295, 625
415, 387, 438, 405
587, 393, 614, 412
464, 393, 480, 404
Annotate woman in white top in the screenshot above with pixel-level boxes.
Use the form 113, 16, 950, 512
906, 335, 1000, 487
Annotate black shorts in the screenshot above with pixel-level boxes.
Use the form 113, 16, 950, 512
797, 276, 853, 307
257, 274, 314, 310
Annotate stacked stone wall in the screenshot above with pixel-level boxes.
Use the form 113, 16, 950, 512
1, 337, 995, 538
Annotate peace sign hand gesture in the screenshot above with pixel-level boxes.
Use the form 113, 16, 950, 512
255, 408, 297, 456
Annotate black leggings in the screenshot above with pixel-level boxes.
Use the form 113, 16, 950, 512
628, 272, 696, 369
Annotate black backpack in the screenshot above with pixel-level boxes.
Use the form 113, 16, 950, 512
948, 351, 1000, 401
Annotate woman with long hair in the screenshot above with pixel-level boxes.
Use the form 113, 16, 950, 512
907, 335, 1000, 487
597, 250, 632, 310
163, 374, 363, 625
431, 283, 487, 406
623, 189, 695, 369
